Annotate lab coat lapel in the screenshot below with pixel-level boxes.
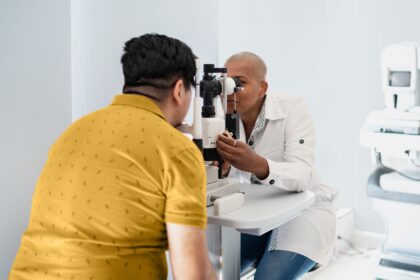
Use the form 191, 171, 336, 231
265, 93, 287, 121
255, 93, 287, 157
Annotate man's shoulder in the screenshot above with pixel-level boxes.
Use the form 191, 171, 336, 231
160, 125, 203, 158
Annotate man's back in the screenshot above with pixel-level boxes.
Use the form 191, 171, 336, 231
9, 94, 206, 280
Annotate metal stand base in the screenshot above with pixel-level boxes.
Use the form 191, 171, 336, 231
375, 253, 420, 280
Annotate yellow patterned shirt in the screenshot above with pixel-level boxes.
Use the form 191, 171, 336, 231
9, 94, 207, 280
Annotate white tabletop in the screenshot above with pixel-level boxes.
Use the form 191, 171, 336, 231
207, 183, 315, 235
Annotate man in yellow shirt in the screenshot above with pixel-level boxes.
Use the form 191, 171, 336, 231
9, 33, 217, 280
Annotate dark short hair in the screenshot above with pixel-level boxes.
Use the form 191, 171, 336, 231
121, 33, 196, 97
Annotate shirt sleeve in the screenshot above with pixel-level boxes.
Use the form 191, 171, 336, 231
164, 148, 207, 229
259, 97, 319, 192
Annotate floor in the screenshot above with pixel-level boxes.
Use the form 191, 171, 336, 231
302, 245, 381, 280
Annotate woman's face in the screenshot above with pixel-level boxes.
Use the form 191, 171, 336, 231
225, 59, 266, 115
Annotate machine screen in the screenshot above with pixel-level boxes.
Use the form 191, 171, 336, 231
389, 71, 411, 87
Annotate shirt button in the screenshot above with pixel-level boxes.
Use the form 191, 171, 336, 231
269, 179, 275, 185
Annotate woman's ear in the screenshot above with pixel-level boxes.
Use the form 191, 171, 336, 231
259, 81, 268, 97
171, 79, 184, 105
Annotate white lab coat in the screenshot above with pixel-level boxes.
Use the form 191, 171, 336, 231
230, 92, 337, 265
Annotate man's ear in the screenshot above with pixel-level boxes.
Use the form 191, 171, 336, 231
171, 79, 184, 105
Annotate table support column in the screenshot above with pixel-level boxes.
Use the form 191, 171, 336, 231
207, 224, 241, 280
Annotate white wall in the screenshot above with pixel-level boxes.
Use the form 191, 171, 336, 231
72, 0, 220, 121
0, 0, 71, 278
219, 0, 420, 233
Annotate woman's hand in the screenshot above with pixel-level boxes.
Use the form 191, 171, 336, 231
216, 133, 269, 180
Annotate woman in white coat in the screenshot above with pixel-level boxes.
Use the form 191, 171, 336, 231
216, 52, 337, 280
